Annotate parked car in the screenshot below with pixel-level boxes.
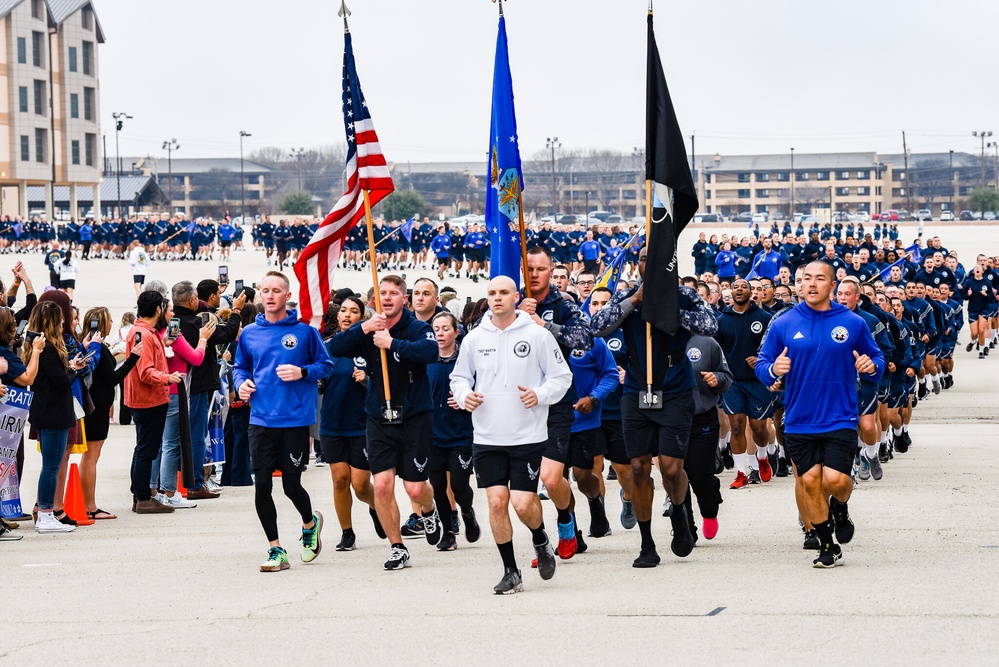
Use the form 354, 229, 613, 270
587, 211, 612, 223
985, 211, 997, 221
751, 213, 767, 224
939, 210, 955, 222
959, 210, 975, 221
833, 212, 850, 223
916, 209, 932, 221
605, 214, 623, 226
737, 212, 753, 223
693, 213, 723, 223
856, 211, 871, 222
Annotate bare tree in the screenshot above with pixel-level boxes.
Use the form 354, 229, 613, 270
249, 146, 287, 167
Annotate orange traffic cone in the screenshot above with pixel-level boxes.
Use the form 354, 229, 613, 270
63, 463, 94, 526
177, 472, 188, 499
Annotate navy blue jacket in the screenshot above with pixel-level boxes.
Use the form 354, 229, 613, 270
427, 348, 473, 448
715, 302, 773, 383
319, 342, 367, 437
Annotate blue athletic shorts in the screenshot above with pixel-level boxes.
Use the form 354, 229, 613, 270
858, 381, 879, 416
721, 380, 779, 420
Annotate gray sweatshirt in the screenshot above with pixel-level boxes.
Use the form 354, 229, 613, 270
685, 334, 733, 415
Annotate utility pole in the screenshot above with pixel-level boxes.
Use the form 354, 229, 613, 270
988, 141, 999, 190
789, 147, 795, 219
973, 130, 992, 189
949, 149, 954, 211
546, 136, 560, 217
162, 139, 179, 206
112, 112, 132, 218
690, 133, 696, 196
239, 130, 251, 221
902, 131, 912, 216
291, 147, 305, 191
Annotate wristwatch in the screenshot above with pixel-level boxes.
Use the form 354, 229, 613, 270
587, 395, 599, 407
300, 367, 308, 379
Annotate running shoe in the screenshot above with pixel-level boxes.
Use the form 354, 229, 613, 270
632, 547, 661, 568
335, 530, 356, 552
462, 508, 481, 543
722, 443, 734, 470
493, 568, 524, 595
260, 546, 290, 572
619, 488, 637, 530
662, 495, 672, 517
556, 517, 578, 559
967, 341, 975, 352
668, 503, 694, 558
980, 352, 986, 359
729, 471, 749, 489
879, 441, 891, 462
894, 433, 909, 454
450, 509, 461, 536
776, 456, 790, 478
985, 346, 991, 356
436, 532, 457, 551
384, 545, 411, 571
575, 528, 588, 554
713, 448, 725, 475
162, 491, 198, 509
422, 504, 443, 546
747, 469, 762, 485
767, 451, 779, 479
702, 517, 719, 540
858, 455, 871, 481
932, 379, 941, 395
534, 538, 557, 580
0, 522, 22, 541
917, 382, 927, 400
300, 511, 323, 562
538, 483, 549, 501
758, 456, 773, 482
400, 513, 423, 538
868, 453, 883, 480
370, 508, 387, 539
802, 529, 820, 550
829, 498, 854, 544
607, 466, 618, 481
587, 496, 611, 538
812, 543, 843, 568
903, 431, 912, 448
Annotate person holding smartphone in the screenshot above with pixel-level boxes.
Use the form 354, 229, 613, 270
80, 307, 142, 520
0, 308, 43, 520
23, 301, 88, 533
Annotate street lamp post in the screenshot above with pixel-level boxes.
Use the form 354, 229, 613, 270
949, 149, 954, 211
988, 142, 999, 191
584, 191, 589, 227
291, 147, 305, 191
973, 130, 993, 189
112, 112, 132, 219
239, 130, 251, 221
162, 138, 179, 207
546, 136, 560, 217
790, 147, 795, 219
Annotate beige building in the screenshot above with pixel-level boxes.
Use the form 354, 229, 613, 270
0, 0, 103, 219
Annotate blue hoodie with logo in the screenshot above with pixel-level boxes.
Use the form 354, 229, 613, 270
755, 302, 884, 434
568, 337, 619, 433
233, 310, 334, 428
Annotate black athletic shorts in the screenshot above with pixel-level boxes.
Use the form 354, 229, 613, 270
784, 428, 856, 478
542, 402, 574, 463
365, 411, 432, 481
219, 240, 232, 248
319, 434, 369, 470
429, 445, 474, 475
249, 425, 310, 474
567, 427, 598, 469
598, 420, 629, 465
133, 274, 145, 285
583, 259, 599, 275
473, 441, 545, 493
620, 390, 694, 460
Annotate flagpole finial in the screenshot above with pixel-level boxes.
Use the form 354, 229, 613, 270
338, 0, 351, 33
493, 0, 504, 18
648, 0, 653, 13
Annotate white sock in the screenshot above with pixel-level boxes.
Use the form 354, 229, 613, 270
755, 449, 767, 462
733, 453, 748, 475
778, 445, 785, 458
766, 441, 777, 455
864, 444, 879, 460
902, 424, 909, 433
717, 438, 726, 452
881, 430, 890, 444
892, 426, 902, 436
725, 432, 732, 444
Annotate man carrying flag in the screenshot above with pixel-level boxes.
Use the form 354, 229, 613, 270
591, 5, 717, 569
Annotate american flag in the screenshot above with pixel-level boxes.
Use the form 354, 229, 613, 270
294, 30, 394, 327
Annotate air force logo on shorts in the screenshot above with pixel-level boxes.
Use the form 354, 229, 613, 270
687, 347, 701, 362
831, 326, 849, 343
514, 341, 531, 358
750, 321, 763, 334
282, 334, 298, 349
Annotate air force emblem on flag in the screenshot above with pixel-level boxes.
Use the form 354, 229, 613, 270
496, 167, 521, 222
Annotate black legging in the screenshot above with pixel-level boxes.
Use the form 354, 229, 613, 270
429, 457, 474, 536
254, 468, 313, 542
684, 409, 722, 520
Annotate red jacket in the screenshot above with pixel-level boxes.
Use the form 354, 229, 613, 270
124, 320, 171, 409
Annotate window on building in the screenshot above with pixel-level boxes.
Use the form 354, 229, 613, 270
31, 0, 42, 19
35, 128, 47, 163
249, 191, 261, 200
797, 172, 809, 181
705, 190, 711, 199
69, 47, 77, 72
70, 93, 79, 118
836, 188, 850, 197
32, 31, 44, 68
72, 140, 80, 165
247, 175, 260, 185
704, 173, 711, 183
857, 187, 869, 196
738, 189, 751, 199
33, 79, 45, 115
20, 136, 30, 162
737, 173, 750, 183
756, 173, 770, 182
857, 170, 869, 179
776, 172, 789, 181
83, 87, 95, 121
82, 6, 93, 30
816, 171, 830, 181
757, 189, 770, 198
838, 171, 850, 180
18, 87, 28, 113
894, 172, 906, 181
82, 41, 94, 76
17, 37, 26, 64
959, 186, 972, 196
876, 186, 882, 196
85, 133, 96, 166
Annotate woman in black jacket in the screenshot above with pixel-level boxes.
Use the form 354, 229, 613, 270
80, 306, 141, 520
24, 301, 88, 534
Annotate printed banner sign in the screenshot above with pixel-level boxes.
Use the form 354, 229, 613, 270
0, 387, 32, 519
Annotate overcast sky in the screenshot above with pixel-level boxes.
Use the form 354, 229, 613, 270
96, 0, 999, 166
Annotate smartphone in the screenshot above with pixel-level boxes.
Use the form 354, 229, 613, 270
218, 265, 229, 284
89, 318, 99, 333
200, 312, 212, 326
134, 331, 142, 344
16, 320, 28, 338
81, 350, 97, 363
234, 279, 244, 295
466, 296, 472, 303
167, 317, 181, 339
25, 330, 40, 344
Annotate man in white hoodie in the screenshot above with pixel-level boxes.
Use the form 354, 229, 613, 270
451, 276, 572, 595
